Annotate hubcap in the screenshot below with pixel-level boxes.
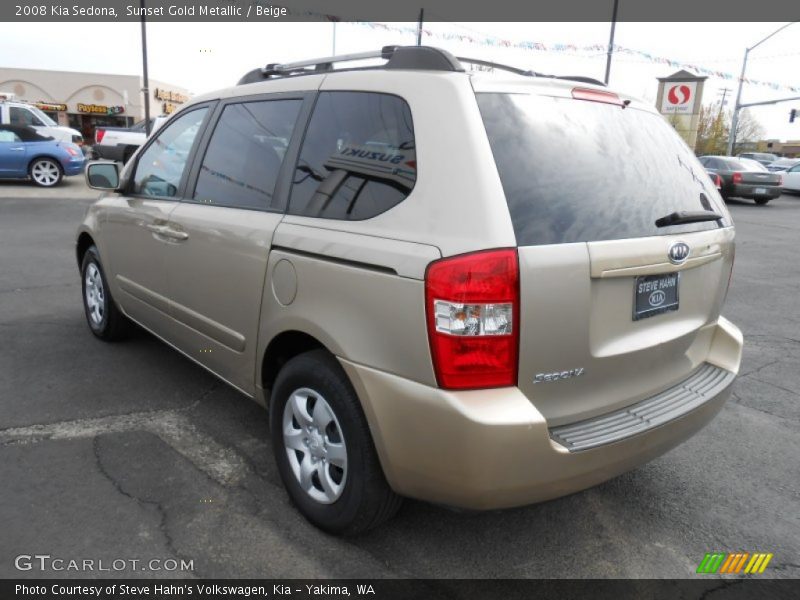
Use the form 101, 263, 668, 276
84, 263, 105, 326
282, 387, 347, 504
32, 160, 60, 186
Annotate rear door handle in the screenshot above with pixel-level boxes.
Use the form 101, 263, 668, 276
9, 147, 24, 152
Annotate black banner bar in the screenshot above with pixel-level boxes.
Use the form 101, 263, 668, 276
3, 579, 800, 600
2, 0, 800, 22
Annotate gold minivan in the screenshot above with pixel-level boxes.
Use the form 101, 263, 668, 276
78, 46, 742, 534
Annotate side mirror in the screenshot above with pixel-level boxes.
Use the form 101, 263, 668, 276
86, 161, 120, 191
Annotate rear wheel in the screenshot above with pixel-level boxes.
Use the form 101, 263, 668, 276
30, 158, 63, 187
80, 245, 130, 341
270, 350, 402, 535
754, 198, 770, 205
122, 146, 136, 164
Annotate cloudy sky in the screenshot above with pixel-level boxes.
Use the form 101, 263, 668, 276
1, 20, 798, 139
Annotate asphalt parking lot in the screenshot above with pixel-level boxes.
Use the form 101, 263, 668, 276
1, 178, 798, 580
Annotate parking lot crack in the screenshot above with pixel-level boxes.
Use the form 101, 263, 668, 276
92, 435, 199, 578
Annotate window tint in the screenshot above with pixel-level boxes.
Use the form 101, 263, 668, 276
10, 106, 43, 127
0, 129, 21, 142
477, 93, 728, 246
194, 99, 301, 210
289, 92, 416, 220
133, 107, 207, 198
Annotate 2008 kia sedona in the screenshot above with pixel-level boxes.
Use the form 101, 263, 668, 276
77, 46, 742, 534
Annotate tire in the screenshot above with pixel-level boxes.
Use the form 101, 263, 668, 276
270, 350, 402, 535
29, 157, 63, 187
80, 245, 130, 341
754, 198, 770, 205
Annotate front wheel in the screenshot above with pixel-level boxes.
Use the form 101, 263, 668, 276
270, 350, 402, 535
30, 157, 63, 187
80, 245, 130, 340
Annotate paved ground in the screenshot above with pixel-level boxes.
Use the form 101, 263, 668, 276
1, 179, 798, 579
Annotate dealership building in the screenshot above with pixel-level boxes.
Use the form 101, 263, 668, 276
0, 67, 190, 142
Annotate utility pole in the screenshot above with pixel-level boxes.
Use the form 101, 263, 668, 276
416, 8, 424, 46
717, 87, 731, 118
604, 0, 620, 85
727, 22, 797, 156
332, 21, 336, 55
140, 0, 151, 136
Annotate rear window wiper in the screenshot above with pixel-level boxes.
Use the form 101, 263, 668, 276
655, 210, 723, 228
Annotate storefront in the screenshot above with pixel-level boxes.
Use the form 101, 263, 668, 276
0, 67, 190, 143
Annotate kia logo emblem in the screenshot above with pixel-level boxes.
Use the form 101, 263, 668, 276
649, 290, 666, 307
668, 241, 690, 264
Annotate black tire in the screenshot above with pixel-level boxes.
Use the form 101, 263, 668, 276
270, 350, 402, 535
29, 157, 63, 187
754, 197, 770, 205
80, 245, 130, 341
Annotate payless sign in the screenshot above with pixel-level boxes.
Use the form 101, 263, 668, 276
661, 81, 698, 114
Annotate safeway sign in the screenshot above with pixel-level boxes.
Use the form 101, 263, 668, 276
661, 81, 698, 114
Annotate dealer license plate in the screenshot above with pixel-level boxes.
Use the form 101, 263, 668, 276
633, 273, 680, 321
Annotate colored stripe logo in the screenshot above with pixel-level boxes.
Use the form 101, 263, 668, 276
697, 552, 773, 574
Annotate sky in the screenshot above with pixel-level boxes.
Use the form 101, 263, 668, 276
1, 20, 798, 140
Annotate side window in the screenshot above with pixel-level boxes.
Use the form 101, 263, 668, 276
0, 129, 21, 142
132, 107, 208, 198
10, 107, 43, 127
289, 92, 416, 220
193, 99, 301, 211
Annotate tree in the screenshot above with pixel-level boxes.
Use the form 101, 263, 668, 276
695, 102, 729, 156
691, 103, 766, 155
733, 108, 766, 152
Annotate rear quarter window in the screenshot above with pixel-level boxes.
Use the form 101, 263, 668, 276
477, 93, 729, 246
288, 92, 416, 221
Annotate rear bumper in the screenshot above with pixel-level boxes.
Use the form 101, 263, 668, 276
340, 317, 742, 510
730, 183, 782, 199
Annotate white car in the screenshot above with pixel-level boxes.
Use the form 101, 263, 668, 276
0, 96, 83, 145
782, 162, 800, 193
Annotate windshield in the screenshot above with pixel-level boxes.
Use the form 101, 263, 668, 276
29, 105, 58, 127
477, 93, 730, 246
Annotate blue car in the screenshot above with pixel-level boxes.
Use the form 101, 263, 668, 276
0, 124, 85, 187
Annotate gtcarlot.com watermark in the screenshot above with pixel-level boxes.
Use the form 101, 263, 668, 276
15, 554, 194, 572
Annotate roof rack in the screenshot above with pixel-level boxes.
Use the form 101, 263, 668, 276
236, 46, 605, 88
457, 56, 606, 87
237, 45, 463, 85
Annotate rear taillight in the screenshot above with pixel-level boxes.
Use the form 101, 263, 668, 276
571, 87, 624, 106
65, 146, 79, 156
425, 249, 519, 390
732, 172, 743, 184
95, 129, 105, 144
714, 174, 722, 188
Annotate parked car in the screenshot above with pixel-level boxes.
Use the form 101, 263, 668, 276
699, 155, 783, 204
77, 46, 742, 534
0, 124, 85, 186
781, 162, 800, 193
93, 115, 169, 163
737, 151, 778, 167
766, 157, 800, 172
0, 95, 83, 146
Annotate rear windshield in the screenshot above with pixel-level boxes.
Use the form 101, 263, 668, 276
477, 93, 729, 246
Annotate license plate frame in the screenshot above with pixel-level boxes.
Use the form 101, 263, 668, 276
633, 273, 680, 321
754, 187, 767, 195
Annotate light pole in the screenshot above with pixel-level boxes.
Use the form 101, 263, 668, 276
604, 0, 620, 85
140, 0, 151, 136
727, 22, 796, 156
